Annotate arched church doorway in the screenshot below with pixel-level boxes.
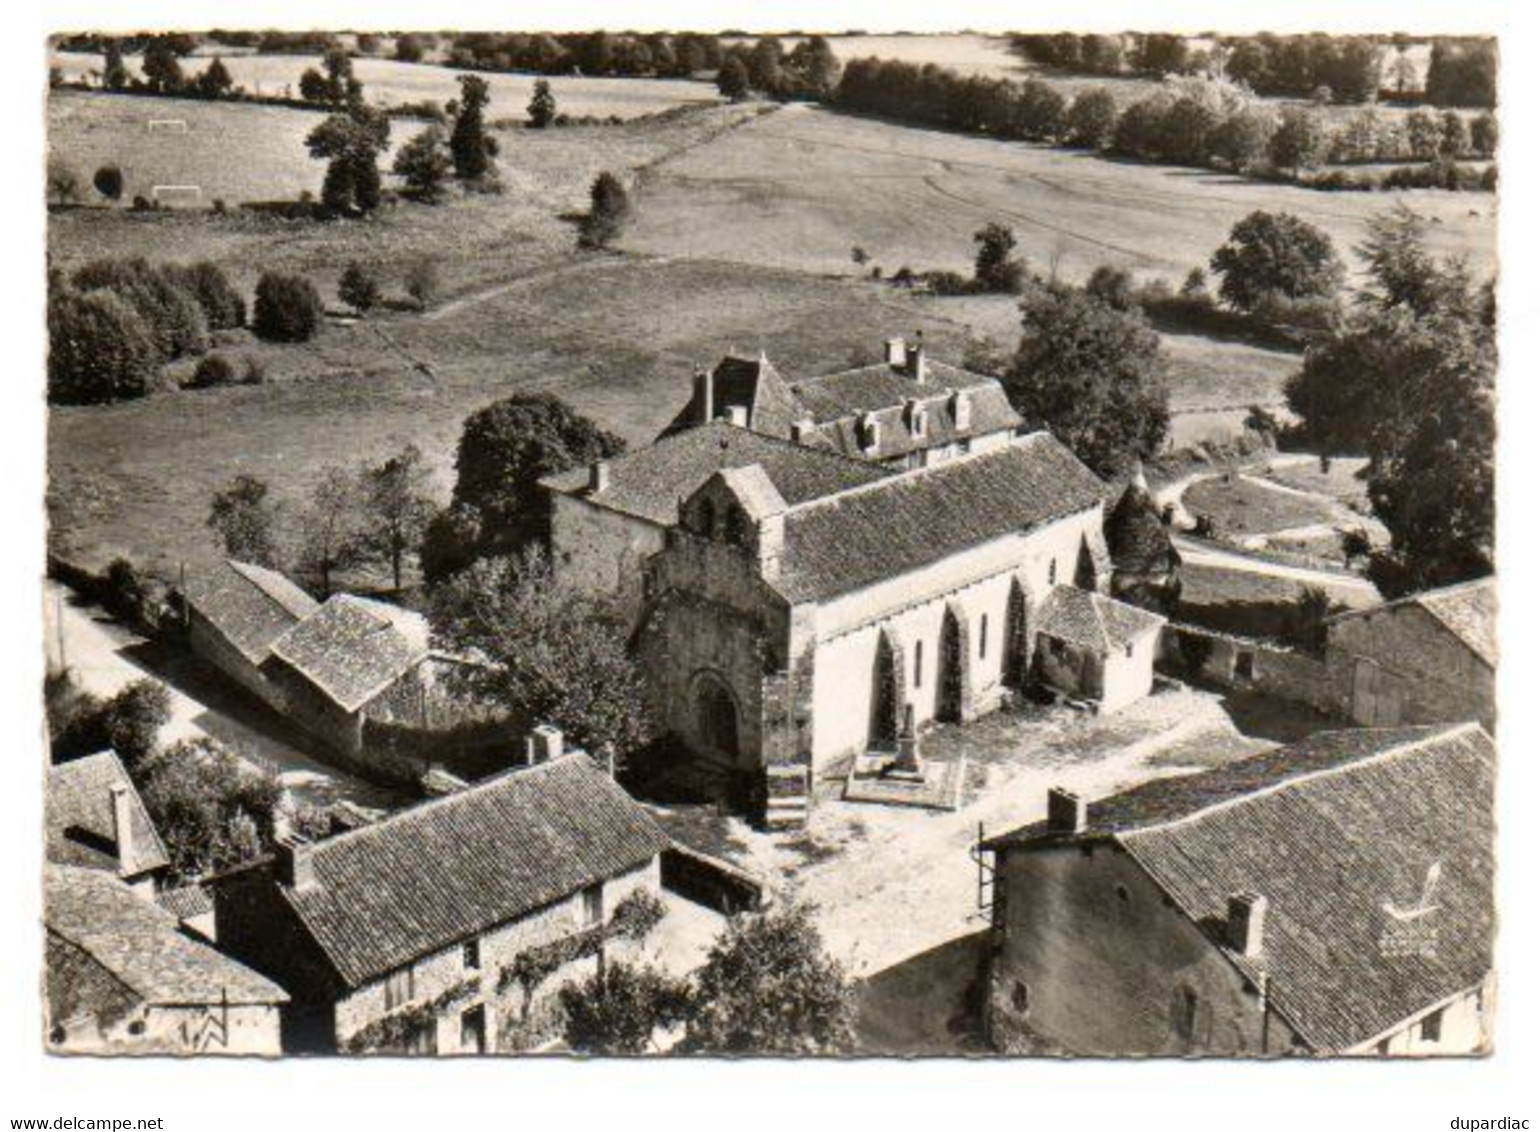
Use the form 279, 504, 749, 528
694, 673, 740, 760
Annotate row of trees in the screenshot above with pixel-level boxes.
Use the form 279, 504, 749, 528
715, 36, 842, 102
441, 30, 728, 80
836, 61, 1494, 181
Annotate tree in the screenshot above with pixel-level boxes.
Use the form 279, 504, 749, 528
1158, 96, 1220, 166
419, 502, 484, 585
363, 444, 435, 590
102, 39, 129, 90
392, 125, 452, 202
716, 56, 750, 101
47, 159, 81, 208
579, 172, 633, 249
48, 677, 171, 767
338, 261, 381, 313
141, 35, 185, 93
559, 961, 689, 1054
196, 56, 235, 99
748, 37, 785, 94
47, 289, 158, 404
1405, 108, 1442, 160
1209, 211, 1344, 313
1268, 106, 1331, 174
428, 546, 654, 760
138, 737, 281, 882
405, 257, 441, 309
1438, 110, 1471, 158
1205, 107, 1276, 172
307, 104, 391, 214
294, 467, 371, 595
785, 35, 842, 99
208, 474, 283, 566
253, 271, 324, 341
1086, 264, 1138, 311
93, 164, 124, 201
1355, 203, 1475, 319
1065, 88, 1119, 149
1003, 281, 1170, 478
166, 261, 246, 329
1470, 111, 1498, 159
527, 79, 557, 128
394, 33, 427, 63
72, 257, 209, 361
681, 903, 855, 1055
973, 222, 1026, 294
451, 393, 625, 554
449, 74, 497, 183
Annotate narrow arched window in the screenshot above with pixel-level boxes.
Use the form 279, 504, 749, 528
979, 614, 989, 659
914, 640, 924, 688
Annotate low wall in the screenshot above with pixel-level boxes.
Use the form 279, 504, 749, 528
661, 843, 766, 916
1158, 623, 1338, 716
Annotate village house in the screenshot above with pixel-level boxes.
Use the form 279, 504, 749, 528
981, 722, 1494, 1057
208, 742, 670, 1055
45, 864, 288, 1055
633, 430, 1165, 819
182, 558, 321, 712
46, 751, 169, 899
658, 335, 1023, 469
1323, 576, 1495, 732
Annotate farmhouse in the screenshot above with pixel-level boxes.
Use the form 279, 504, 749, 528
208, 746, 670, 1055
46, 751, 168, 899
183, 558, 320, 711
1324, 577, 1495, 732
658, 335, 1022, 469
981, 723, 1494, 1057
634, 430, 1163, 817
45, 864, 288, 1056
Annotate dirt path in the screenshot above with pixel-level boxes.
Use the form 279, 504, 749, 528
1172, 535, 1380, 603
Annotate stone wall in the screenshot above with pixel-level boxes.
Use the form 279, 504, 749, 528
1325, 606, 1494, 732
188, 609, 289, 714
548, 492, 666, 628
1159, 623, 1337, 715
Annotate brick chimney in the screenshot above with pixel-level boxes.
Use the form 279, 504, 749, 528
791, 417, 816, 445
109, 783, 135, 873
694, 368, 714, 425
885, 336, 907, 370
1227, 891, 1268, 957
905, 331, 927, 383
1045, 787, 1087, 835
525, 723, 564, 765
588, 460, 610, 494
274, 835, 316, 890
726, 405, 749, 428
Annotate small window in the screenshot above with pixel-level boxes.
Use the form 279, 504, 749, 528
582, 882, 604, 928
1048, 559, 1058, 586
1420, 1009, 1443, 1043
979, 614, 989, 660
914, 640, 925, 688
1114, 883, 1130, 903
1010, 981, 1031, 1013
462, 938, 481, 972
384, 966, 415, 1011
1125, 643, 1134, 659
1235, 651, 1255, 681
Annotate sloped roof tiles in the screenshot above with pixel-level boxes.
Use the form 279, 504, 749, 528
46, 752, 169, 879
267, 595, 429, 713
182, 559, 320, 665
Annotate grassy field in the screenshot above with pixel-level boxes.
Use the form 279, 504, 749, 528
51, 50, 721, 120
1184, 475, 1340, 536
620, 104, 1496, 286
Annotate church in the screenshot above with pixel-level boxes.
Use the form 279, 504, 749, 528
542, 337, 1165, 819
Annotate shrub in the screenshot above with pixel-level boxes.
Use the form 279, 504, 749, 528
166, 262, 245, 329
405, 258, 441, 310
73, 257, 210, 360
559, 961, 689, 1055
392, 125, 452, 202
47, 159, 81, 207
93, 164, 124, 201
578, 172, 633, 249
188, 352, 238, 388
101, 558, 147, 623
339, 261, 381, 313
252, 271, 324, 342
47, 289, 159, 404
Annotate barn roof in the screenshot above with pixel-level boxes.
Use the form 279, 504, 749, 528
45, 865, 288, 1010
773, 433, 1109, 604
1330, 577, 1496, 669
541, 420, 890, 527
275, 754, 670, 987
1034, 585, 1166, 654
46, 752, 168, 879
182, 559, 320, 665
267, 594, 429, 713
985, 723, 1495, 1052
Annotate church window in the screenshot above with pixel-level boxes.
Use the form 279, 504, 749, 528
1048, 558, 1058, 585
724, 506, 746, 545
914, 640, 924, 688
979, 614, 989, 659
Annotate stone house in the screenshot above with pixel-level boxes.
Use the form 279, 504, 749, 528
1032, 586, 1165, 712
208, 748, 670, 1055
1323, 577, 1495, 732
45, 864, 287, 1055
657, 336, 1023, 470
981, 723, 1494, 1056
634, 431, 1161, 810
182, 559, 320, 713
46, 751, 168, 899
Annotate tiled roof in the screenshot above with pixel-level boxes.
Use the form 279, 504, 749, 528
659, 354, 804, 441
542, 420, 891, 527
774, 433, 1110, 604
268, 595, 429, 713
182, 559, 320, 665
47, 752, 169, 879
279, 754, 670, 987
1328, 577, 1496, 669
157, 884, 214, 923
986, 724, 1494, 1052
1035, 585, 1166, 654
45, 865, 288, 1007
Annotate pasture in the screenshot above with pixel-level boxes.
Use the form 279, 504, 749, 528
50, 50, 721, 120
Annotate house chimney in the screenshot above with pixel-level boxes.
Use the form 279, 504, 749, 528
726, 404, 749, 428
109, 783, 135, 872
905, 331, 926, 383
1045, 787, 1087, 835
525, 723, 564, 765
951, 389, 972, 432
858, 411, 882, 455
1227, 891, 1268, 957
904, 398, 926, 438
885, 336, 907, 370
791, 417, 816, 445
694, 368, 714, 425
274, 836, 316, 890
588, 460, 610, 494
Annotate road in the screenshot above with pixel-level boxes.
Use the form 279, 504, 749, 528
44, 582, 398, 813
1172, 535, 1382, 606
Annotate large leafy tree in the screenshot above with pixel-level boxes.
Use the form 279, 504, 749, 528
293, 467, 372, 596
681, 903, 855, 1055
427, 546, 654, 761
47, 288, 158, 405
392, 125, 453, 202
1003, 281, 1170, 478
449, 74, 498, 183
362, 444, 436, 591
1209, 211, 1344, 313
451, 393, 625, 555
306, 104, 391, 214
138, 737, 282, 882
208, 474, 284, 567
973, 222, 1026, 294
